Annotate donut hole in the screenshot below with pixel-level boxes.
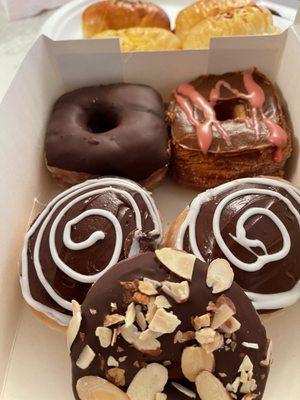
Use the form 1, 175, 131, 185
87, 109, 120, 134
214, 99, 248, 121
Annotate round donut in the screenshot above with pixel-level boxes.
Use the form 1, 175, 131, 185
82, 0, 171, 39
164, 177, 300, 312
20, 177, 162, 329
69, 249, 271, 400
45, 83, 170, 188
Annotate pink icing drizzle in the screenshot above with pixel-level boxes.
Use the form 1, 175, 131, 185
174, 69, 288, 162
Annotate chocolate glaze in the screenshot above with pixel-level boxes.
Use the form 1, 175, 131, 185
22, 178, 161, 322
182, 179, 300, 296
45, 84, 170, 182
168, 70, 291, 160
71, 252, 269, 400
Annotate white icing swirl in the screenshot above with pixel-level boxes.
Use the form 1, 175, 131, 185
20, 177, 162, 325
176, 177, 300, 310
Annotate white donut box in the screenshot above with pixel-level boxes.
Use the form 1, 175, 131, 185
0, 8, 300, 400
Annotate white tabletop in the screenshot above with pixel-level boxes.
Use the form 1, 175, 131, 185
0, 5, 54, 102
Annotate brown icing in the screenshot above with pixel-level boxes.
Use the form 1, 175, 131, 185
70, 252, 270, 400
20, 178, 161, 324
45, 83, 170, 182
169, 69, 291, 164
180, 178, 300, 299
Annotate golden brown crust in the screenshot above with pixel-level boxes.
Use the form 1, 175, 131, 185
163, 207, 189, 248
46, 164, 168, 190
92, 27, 181, 52
181, 5, 277, 49
82, 0, 171, 38
170, 143, 292, 191
31, 307, 67, 334
175, 0, 275, 43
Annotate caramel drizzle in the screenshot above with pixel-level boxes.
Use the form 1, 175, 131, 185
174, 69, 288, 162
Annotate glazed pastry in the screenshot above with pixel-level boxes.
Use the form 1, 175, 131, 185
20, 177, 162, 329
167, 69, 292, 190
82, 0, 170, 38
165, 177, 300, 311
69, 249, 271, 400
45, 83, 170, 188
93, 27, 181, 52
175, 0, 277, 49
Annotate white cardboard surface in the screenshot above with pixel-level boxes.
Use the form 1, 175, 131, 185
0, 28, 300, 400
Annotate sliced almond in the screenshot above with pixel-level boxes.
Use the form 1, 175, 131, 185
181, 347, 215, 382
146, 298, 158, 323
193, 314, 211, 330
195, 328, 216, 346
67, 301, 82, 351
149, 308, 181, 334
111, 328, 118, 347
76, 376, 129, 400
155, 295, 172, 309
104, 314, 125, 327
226, 377, 240, 394
202, 332, 224, 353
144, 277, 162, 289
260, 339, 272, 367
196, 371, 232, 400
136, 310, 147, 331
206, 259, 234, 294
219, 317, 241, 334
76, 345, 95, 370
139, 329, 162, 341
155, 394, 167, 400
95, 327, 112, 348
120, 325, 161, 355
174, 330, 195, 344
155, 248, 196, 281
171, 382, 196, 398
239, 356, 253, 373
107, 368, 126, 387
107, 356, 119, 367
139, 280, 158, 296
119, 356, 127, 363
242, 342, 259, 350
127, 363, 168, 400
211, 304, 235, 330
120, 324, 139, 344
125, 302, 136, 327
161, 281, 190, 303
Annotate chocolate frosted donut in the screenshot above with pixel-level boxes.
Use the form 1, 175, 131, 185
165, 177, 300, 311
20, 177, 162, 328
69, 249, 271, 400
45, 84, 170, 188
167, 68, 292, 190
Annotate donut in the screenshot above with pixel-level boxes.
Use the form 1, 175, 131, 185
82, 0, 170, 39
167, 68, 292, 190
92, 27, 181, 52
69, 249, 271, 400
164, 177, 300, 312
175, 1, 277, 49
20, 177, 162, 329
45, 83, 170, 188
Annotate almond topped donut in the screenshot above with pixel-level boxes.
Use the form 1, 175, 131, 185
167, 68, 292, 190
20, 177, 162, 330
69, 249, 271, 400
45, 83, 170, 188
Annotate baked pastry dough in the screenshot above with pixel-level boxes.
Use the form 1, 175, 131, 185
82, 0, 170, 38
93, 27, 181, 51
175, 1, 278, 49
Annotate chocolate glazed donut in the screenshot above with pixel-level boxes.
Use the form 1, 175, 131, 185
20, 177, 162, 328
69, 250, 270, 400
165, 177, 300, 311
167, 69, 292, 190
45, 84, 170, 188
